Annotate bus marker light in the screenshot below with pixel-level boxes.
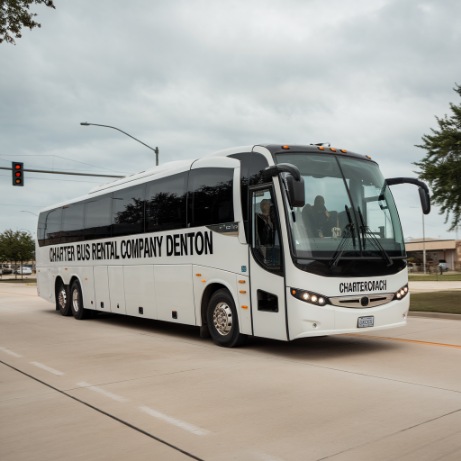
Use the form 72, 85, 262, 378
238, 280, 246, 284
239, 290, 247, 294
340, 149, 347, 153
330, 148, 337, 152
281, 145, 290, 150
241, 305, 248, 309
196, 273, 202, 277
201, 279, 206, 283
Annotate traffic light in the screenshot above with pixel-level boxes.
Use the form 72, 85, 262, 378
12, 162, 24, 186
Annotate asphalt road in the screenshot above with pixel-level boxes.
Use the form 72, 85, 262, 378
1, 283, 460, 461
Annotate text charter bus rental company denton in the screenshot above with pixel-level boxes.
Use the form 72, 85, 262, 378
36, 144, 430, 347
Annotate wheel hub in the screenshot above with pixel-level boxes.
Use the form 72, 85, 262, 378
58, 289, 67, 309
72, 289, 80, 312
213, 302, 233, 336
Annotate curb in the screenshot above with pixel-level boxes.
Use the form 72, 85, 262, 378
409, 311, 461, 321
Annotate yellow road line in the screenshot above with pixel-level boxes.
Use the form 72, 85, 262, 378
347, 334, 461, 350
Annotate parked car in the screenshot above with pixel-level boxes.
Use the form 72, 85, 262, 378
1, 264, 13, 274
15, 266, 33, 275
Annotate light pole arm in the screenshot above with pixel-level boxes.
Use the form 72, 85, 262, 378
80, 122, 159, 166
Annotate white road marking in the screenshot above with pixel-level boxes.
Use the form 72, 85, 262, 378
140, 405, 210, 436
77, 381, 128, 403
0, 347, 22, 357
30, 361, 64, 376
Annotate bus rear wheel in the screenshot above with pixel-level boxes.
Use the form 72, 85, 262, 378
207, 289, 245, 347
56, 280, 71, 316
70, 280, 88, 320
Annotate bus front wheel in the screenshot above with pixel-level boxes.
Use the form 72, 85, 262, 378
56, 280, 71, 316
70, 280, 88, 320
207, 289, 245, 347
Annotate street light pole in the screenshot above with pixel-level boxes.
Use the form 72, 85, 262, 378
422, 212, 426, 274
80, 122, 159, 166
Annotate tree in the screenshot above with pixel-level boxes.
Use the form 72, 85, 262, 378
0, 0, 55, 45
0, 229, 35, 274
415, 84, 461, 232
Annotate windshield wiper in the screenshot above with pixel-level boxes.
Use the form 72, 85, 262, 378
330, 205, 356, 267
357, 207, 393, 267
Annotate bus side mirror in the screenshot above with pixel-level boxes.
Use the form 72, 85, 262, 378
418, 186, 431, 215
285, 174, 305, 207
264, 163, 305, 207
386, 177, 431, 215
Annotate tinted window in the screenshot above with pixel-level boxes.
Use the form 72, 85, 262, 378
37, 213, 47, 246
146, 173, 187, 232
112, 185, 145, 236
230, 152, 269, 238
84, 195, 112, 240
62, 203, 84, 231
61, 203, 84, 243
188, 168, 234, 227
44, 208, 63, 245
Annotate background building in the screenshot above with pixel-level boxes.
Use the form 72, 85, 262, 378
405, 239, 461, 272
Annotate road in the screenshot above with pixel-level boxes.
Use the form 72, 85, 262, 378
1, 283, 460, 461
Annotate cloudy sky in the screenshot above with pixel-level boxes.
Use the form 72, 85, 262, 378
1, 0, 460, 240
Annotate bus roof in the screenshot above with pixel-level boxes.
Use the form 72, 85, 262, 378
38, 143, 374, 213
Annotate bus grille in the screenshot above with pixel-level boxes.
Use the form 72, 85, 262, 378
329, 293, 394, 309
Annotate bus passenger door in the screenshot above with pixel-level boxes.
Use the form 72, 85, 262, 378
249, 188, 287, 340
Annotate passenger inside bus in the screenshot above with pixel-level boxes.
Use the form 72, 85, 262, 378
255, 198, 280, 266
257, 199, 274, 245
303, 195, 339, 238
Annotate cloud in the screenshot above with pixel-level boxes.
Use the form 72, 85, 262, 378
1, 0, 460, 239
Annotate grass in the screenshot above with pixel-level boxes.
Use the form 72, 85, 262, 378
410, 291, 461, 315
409, 272, 461, 282
0, 277, 37, 283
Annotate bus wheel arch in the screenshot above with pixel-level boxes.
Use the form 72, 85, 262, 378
204, 286, 245, 347
201, 283, 228, 332
55, 277, 71, 316
70, 278, 89, 320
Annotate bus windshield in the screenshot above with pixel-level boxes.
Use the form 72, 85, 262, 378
275, 153, 405, 266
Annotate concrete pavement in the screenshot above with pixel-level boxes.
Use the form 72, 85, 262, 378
1, 282, 461, 460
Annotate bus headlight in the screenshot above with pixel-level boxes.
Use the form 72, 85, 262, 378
393, 284, 409, 301
291, 288, 329, 306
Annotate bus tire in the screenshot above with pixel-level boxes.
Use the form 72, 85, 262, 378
56, 280, 71, 316
70, 280, 88, 320
207, 289, 245, 347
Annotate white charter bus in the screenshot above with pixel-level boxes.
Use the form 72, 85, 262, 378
36, 144, 430, 347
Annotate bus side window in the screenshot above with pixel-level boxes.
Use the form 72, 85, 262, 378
188, 168, 234, 227
84, 196, 112, 240
112, 185, 145, 236
230, 152, 269, 241
145, 173, 187, 232
62, 203, 85, 243
44, 208, 63, 245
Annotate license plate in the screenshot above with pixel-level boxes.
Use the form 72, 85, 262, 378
357, 316, 374, 328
